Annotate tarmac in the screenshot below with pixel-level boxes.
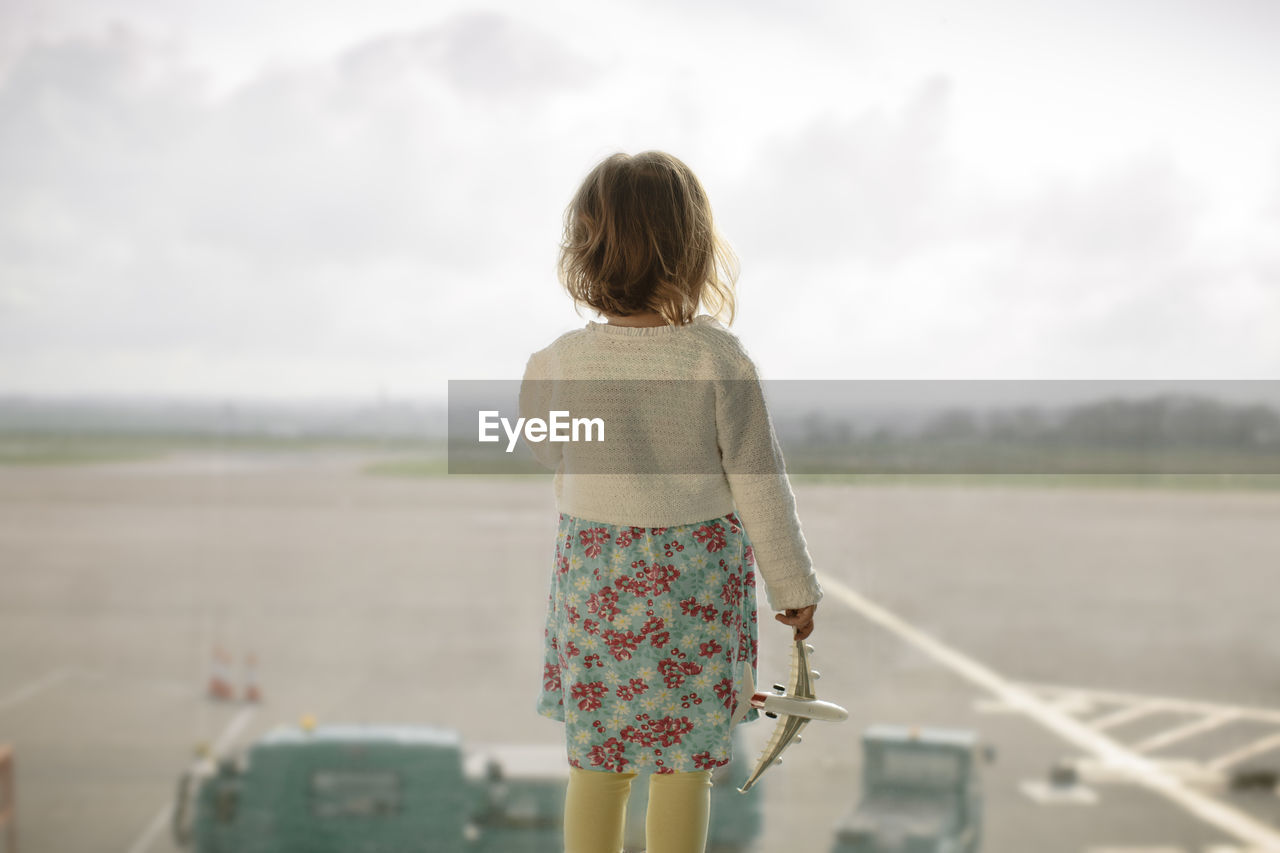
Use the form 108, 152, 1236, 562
2, 451, 1279, 852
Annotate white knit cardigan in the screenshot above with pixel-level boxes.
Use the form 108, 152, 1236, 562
519, 315, 822, 611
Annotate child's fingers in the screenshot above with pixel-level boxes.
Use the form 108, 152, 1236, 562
774, 605, 817, 640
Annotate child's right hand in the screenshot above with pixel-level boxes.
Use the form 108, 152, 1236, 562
774, 604, 817, 641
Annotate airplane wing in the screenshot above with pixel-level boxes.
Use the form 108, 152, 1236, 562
737, 640, 822, 793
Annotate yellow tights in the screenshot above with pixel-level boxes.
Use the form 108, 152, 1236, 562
564, 766, 712, 853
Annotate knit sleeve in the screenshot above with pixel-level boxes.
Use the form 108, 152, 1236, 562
518, 349, 564, 471
715, 351, 823, 611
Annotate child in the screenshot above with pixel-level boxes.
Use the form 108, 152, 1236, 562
521, 151, 821, 853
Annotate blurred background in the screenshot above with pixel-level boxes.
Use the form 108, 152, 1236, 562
2, 1, 1280, 851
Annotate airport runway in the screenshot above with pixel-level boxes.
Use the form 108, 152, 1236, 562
2, 453, 1279, 852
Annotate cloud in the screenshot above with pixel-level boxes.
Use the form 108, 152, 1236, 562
0, 13, 599, 396
724, 76, 953, 270
340, 11, 593, 100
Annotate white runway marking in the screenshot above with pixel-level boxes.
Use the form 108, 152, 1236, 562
821, 575, 1280, 852
1207, 732, 1280, 774
124, 805, 172, 853
1020, 778, 1099, 804
1133, 711, 1240, 754
123, 706, 257, 853
0, 668, 71, 712
1020, 683, 1280, 726
1090, 700, 1168, 732
210, 706, 257, 756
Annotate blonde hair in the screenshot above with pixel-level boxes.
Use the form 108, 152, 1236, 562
558, 151, 739, 326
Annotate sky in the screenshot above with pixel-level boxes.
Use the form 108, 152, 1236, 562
1, 0, 1278, 402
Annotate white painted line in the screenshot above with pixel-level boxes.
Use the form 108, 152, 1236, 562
1052, 693, 1100, 717
124, 804, 172, 853
123, 706, 258, 853
1132, 711, 1240, 754
212, 706, 257, 756
1021, 681, 1280, 726
1206, 731, 1280, 774
1020, 778, 1099, 804
974, 697, 1019, 714
1075, 757, 1225, 788
820, 575, 1280, 852
0, 668, 71, 712
1090, 700, 1169, 732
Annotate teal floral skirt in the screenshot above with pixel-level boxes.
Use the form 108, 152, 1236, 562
537, 512, 759, 774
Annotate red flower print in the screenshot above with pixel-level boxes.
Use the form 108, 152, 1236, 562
725, 513, 742, 533
714, 677, 736, 709
578, 527, 609, 558
721, 574, 743, 606
698, 640, 723, 658
744, 545, 755, 567
658, 659, 685, 689
616, 677, 649, 701
565, 640, 580, 658
663, 539, 685, 557
567, 605, 581, 626
649, 527, 668, 536
588, 737, 629, 771
555, 554, 570, 575
603, 629, 642, 661
739, 635, 757, 664
700, 604, 720, 624
640, 616, 665, 637
624, 715, 694, 748
583, 654, 603, 669
649, 715, 694, 747
587, 586, 621, 622
621, 725, 657, 748
615, 527, 643, 547
694, 751, 729, 770
679, 597, 702, 617
659, 659, 702, 688
648, 631, 670, 649
646, 562, 680, 595
571, 681, 607, 712
583, 619, 601, 636
543, 663, 561, 693
693, 523, 726, 553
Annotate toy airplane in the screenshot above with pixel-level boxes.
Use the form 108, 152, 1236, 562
732, 640, 848, 793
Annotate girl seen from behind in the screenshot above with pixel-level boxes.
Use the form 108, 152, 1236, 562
521, 151, 822, 853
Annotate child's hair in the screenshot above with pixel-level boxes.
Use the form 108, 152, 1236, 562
558, 151, 739, 326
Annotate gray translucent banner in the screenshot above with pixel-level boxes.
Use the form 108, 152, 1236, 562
448, 380, 1280, 475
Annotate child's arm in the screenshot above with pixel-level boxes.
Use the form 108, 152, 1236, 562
715, 353, 823, 614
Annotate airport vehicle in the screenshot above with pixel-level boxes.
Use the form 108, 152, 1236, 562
172, 720, 762, 853
831, 725, 990, 853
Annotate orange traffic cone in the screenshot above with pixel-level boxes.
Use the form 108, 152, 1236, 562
242, 652, 262, 703
207, 645, 235, 701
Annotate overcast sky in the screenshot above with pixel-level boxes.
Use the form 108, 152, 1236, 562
2, 0, 1278, 402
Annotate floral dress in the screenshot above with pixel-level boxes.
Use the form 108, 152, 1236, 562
538, 512, 759, 774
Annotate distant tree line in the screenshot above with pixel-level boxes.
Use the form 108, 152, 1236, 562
778, 394, 1280, 474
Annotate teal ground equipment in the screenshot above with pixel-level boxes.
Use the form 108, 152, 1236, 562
831, 725, 992, 853
172, 721, 765, 852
